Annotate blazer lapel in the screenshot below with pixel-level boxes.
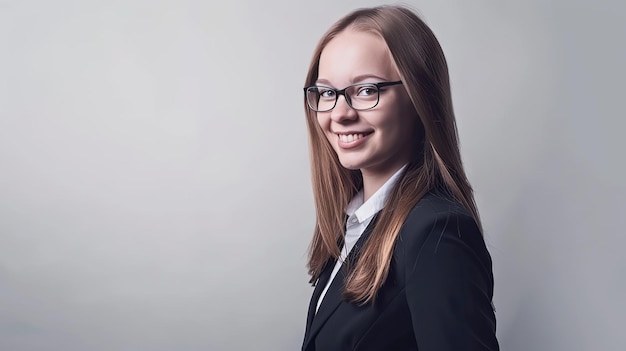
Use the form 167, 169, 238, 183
302, 212, 380, 351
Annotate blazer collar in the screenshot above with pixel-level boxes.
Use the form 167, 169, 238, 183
302, 212, 380, 351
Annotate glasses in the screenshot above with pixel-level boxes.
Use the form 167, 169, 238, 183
304, 81, 403, 112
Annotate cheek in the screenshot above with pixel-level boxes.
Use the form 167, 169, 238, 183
394, 98, 419, 137
380, 109, 418, 143
316, 115, 334, 141
316, 113, 328, 129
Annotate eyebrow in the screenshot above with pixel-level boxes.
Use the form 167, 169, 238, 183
315, 74, 390, 86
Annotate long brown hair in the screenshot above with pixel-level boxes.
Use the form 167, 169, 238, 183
304, 5, 481, 304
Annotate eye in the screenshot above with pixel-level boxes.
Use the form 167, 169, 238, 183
319, 88, 336, 99
357, 86, 378, 96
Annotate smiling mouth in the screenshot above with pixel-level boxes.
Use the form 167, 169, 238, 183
337, 132, 372, 143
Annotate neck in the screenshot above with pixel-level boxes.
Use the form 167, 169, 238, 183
361, 164, 405, 202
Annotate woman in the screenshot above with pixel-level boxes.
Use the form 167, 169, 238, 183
301, 5, 499, 351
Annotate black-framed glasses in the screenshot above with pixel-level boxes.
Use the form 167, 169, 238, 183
303, 81, 403, 112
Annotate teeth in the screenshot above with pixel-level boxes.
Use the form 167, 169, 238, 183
339, 133, 365, 143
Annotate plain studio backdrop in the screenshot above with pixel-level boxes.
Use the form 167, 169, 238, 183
0, 0, 624, 350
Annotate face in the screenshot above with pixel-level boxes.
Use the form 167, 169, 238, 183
316, 29, 419, 178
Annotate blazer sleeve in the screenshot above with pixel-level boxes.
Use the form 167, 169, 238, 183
402, 206, 499, 350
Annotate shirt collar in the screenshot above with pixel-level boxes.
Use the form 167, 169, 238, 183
346, 164, 408, 223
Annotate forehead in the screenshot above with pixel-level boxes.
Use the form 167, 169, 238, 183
318, 29, 397, 86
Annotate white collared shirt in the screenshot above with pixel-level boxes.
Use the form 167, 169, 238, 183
316, 164, 407, 312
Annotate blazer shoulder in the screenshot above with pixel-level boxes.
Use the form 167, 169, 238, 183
400, 192, 478, 236
408, 191, 473, 220
395, 192, 488, 265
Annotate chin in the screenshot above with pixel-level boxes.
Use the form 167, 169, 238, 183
337, 158, 365, 170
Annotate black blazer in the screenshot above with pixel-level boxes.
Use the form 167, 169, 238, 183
302, 192, 499, 351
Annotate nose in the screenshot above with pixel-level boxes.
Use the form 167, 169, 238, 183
330, 95, 358, 123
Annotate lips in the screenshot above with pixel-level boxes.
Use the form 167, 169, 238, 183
335, 131, 373, 149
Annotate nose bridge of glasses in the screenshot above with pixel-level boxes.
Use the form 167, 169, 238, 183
336, 87, 352, 107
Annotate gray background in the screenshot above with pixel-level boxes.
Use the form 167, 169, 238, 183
1, 0, 624, 350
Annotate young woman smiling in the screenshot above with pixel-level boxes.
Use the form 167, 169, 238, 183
301, 5, 499, 351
